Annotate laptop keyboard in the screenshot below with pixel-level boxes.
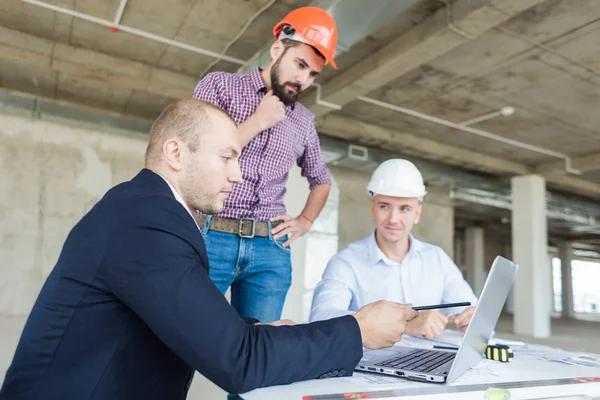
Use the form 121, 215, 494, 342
374, 349, 456, 373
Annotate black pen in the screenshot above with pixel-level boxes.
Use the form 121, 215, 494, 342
433, 345, 459, 351
413, 302, 471, 311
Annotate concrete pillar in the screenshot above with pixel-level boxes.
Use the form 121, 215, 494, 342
511, 175, 551, 338
465, 227, 486, 297
549, 253, 557, 315
412, 182, 455, 259
281, 166, 310, 323
559, 241, 575, 319
328, 166, 374, 250
302, 176, 340, 322
504, 242, 515, 314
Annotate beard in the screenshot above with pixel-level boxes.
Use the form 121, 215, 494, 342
270, 58, 301, 106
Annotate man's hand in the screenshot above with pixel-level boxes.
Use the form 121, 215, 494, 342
271, 214, 312, 247
256, 319, 297, 327
451, 306, 475, 332
353, 301, 418, 350
405, 310, 448, 339
253, 90, 286, 131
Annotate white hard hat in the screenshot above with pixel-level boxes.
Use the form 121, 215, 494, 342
367, 159, 427, 200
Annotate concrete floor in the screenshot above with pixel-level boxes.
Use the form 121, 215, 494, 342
1, 314, 599, 399
495, 314, 600, 354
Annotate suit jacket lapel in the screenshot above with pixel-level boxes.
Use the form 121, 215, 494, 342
132, 169, 211, 270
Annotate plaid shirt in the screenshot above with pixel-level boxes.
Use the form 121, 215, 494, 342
192, 68, 332, 221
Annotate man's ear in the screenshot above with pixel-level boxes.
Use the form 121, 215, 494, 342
163, 138, 183, 171
270, 40, 285, 60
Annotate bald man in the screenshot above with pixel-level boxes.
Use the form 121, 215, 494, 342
1, 99, 418, 400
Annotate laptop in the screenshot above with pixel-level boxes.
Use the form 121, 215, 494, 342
356, 255, 518, 383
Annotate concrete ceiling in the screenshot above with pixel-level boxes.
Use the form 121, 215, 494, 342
1, 0, 599, 201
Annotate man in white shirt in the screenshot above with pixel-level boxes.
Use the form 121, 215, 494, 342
310, 159, 478, 339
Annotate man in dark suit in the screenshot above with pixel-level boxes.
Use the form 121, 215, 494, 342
0, 99, 417, 400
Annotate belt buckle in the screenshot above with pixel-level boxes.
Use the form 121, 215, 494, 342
238, 218, 256, 238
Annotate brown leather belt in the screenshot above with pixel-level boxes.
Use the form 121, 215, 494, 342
194, 214, 281, 238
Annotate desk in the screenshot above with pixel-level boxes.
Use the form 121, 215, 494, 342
241, 331, 600, 400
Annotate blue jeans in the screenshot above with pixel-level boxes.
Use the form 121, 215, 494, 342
200, 216, 293, 323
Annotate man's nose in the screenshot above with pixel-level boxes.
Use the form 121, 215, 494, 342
229, 162, 243, 184
388, 208, 402, 223
296, 71, 310, 87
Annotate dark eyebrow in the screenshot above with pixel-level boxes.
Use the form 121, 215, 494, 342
295, 57, 320, 77
222, 146, 240, 157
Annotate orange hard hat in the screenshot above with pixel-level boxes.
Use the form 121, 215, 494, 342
273, 6, 338, 69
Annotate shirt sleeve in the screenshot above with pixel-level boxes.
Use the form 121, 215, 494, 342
297, 122, 332, 190
309, 255, 356, 322
438, 248, 479, 313
192, 72, 231, 111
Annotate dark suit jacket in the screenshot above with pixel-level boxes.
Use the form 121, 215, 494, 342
0, 169, 362, 400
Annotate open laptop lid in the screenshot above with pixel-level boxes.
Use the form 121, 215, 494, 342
446, 256, 519, 382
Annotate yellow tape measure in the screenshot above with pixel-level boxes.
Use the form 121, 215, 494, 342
485, 344, 514, 363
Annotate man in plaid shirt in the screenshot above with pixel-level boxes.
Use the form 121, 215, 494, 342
192, 6, 339, 324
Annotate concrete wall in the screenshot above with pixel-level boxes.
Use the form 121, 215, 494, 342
328, 166, 374, 250
0, 110, 146, 316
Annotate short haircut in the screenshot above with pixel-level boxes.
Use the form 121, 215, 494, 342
280, 38, 325, 61
144, 99, 234, 166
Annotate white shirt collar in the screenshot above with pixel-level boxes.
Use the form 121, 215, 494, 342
152, 171, 198, 226
369, 231, 422, 266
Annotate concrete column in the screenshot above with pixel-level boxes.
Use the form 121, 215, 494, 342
412, 182, 455, 259
511, 175, 551, 338
549, 253, 557, 315
281, 166, 310, 323
503, 243, 515, 314
328, 166, 374, 250
559, 241, 575, 319
465, 227, 486, 297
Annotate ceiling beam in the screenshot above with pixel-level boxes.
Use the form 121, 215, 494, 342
316, 114, 600, 200
536, 152, 600, 175
3, 24, 599, 199
303, 0, 548, 117
0, 26, 196, 100
315, 113, 529, 175
544, 173, 600, 200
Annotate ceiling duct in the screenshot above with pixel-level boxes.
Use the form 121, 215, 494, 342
240, 0, 420, 72
322, 0, 420, 55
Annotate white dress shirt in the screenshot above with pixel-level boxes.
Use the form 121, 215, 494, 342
309, 232, 477, 322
